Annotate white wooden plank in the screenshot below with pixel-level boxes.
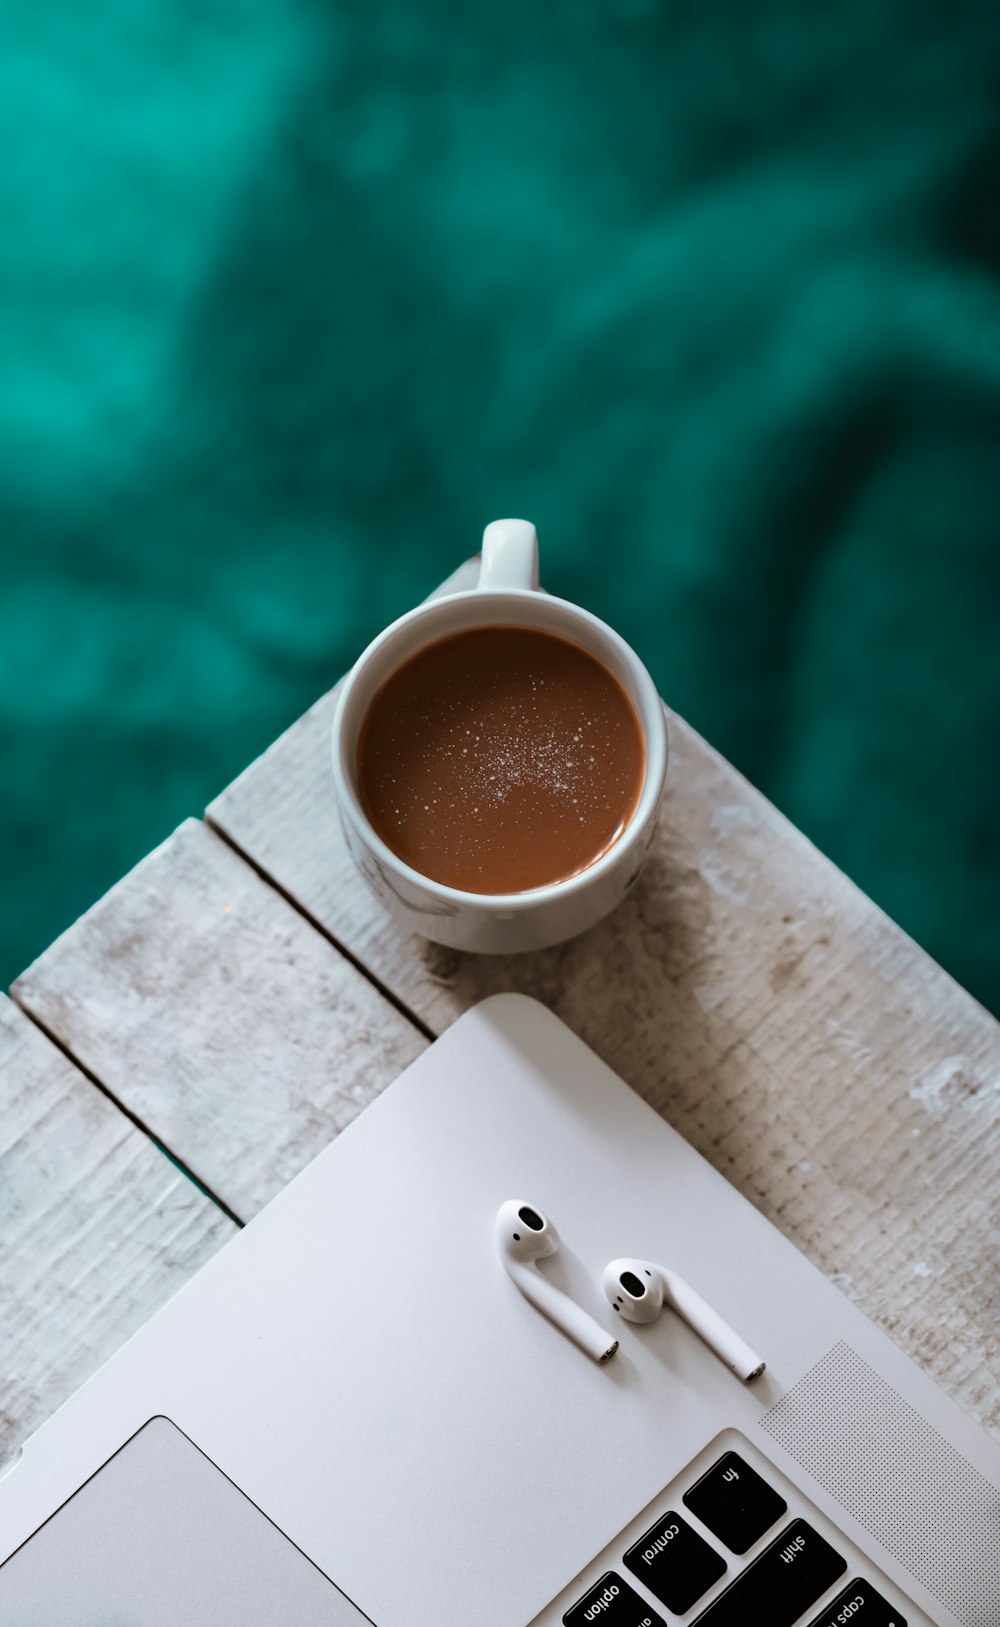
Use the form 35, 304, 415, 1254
0, 995, 234, 1461
14, 819, 426, 1224
208, 563, 1000, 1436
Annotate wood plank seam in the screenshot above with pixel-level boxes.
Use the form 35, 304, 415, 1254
13, 817, 429, 1224
0, 994, 238, 1459
204, 813, 435, 1045
11, 993, 244, 1232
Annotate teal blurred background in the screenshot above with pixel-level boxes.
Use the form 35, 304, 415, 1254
1, 1, 998, 1011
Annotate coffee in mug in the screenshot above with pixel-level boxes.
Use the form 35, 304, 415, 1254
356, 626, 645, 894
332, 519, 668, 954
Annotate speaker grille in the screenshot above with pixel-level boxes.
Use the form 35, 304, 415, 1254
759, 1342, 1000, 1627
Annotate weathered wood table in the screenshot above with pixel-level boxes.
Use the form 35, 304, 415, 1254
3, 560, 998, 1468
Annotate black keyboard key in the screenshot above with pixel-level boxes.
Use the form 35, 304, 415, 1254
808, 1578, 907, 1626
692, 1519, 847, 1626
563, 1570, 665, 1626
683, 1450, 787, 1553
624, 1510, 726, 1613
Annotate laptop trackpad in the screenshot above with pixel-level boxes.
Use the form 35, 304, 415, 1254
0, 1416, 369, 1625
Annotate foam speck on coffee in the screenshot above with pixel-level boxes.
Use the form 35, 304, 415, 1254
356, 626, 645, 894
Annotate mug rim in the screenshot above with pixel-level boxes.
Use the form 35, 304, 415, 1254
331, 588, 668, 913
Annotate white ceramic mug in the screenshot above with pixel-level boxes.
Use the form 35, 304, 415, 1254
331, 520, 668, 953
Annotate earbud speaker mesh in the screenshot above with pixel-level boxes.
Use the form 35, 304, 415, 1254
759, 1342, 1000, 1627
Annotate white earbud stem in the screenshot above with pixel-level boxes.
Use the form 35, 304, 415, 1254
497, 1202, 618, 1365
604, 1256, 764, 1382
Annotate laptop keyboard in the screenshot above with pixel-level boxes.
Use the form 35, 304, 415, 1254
551, 1433, 915, 1627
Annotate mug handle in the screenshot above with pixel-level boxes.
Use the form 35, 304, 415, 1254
478, 518, 540, 592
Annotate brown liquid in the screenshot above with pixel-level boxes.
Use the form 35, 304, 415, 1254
356, 626, 645, 894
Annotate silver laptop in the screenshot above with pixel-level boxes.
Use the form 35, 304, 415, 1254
1, 995, 997, 1626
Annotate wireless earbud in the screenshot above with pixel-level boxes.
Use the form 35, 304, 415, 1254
496, 1201, 618, 1364
603, 1257, 765, 1382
